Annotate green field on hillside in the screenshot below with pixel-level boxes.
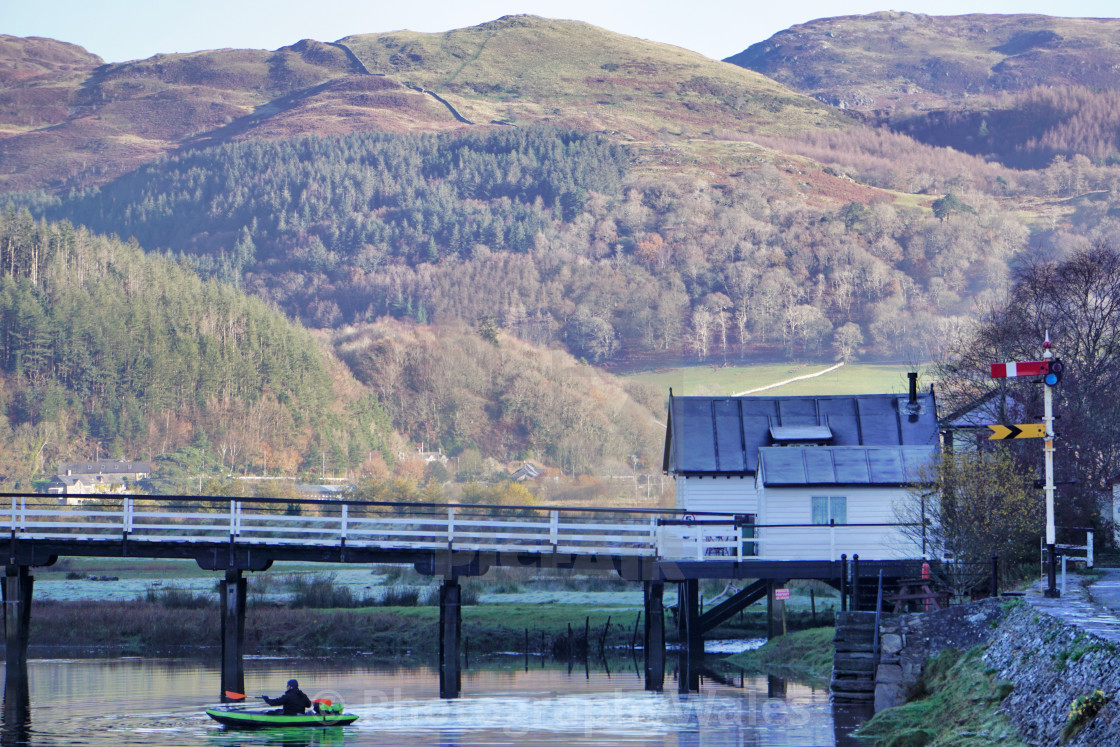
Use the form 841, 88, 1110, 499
624, 362, 924, 397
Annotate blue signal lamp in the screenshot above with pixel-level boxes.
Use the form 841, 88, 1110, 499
1044, 358, 1063, 386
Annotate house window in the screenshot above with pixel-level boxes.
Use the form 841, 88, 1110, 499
740, 514, 757, 558
811, 496, 847, 525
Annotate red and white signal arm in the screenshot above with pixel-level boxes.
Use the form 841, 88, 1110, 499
990, 360, 1049, 378
774, 587, 791, 601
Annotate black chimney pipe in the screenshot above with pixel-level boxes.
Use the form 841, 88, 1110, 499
908, 372, 918, 405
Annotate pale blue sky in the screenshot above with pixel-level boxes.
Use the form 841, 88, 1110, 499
4, 0, 1119, 63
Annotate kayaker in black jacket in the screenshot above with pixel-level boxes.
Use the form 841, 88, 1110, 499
261, 679, 312, 715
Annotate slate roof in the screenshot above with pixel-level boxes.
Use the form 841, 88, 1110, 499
663, 391, 939, 476
758, 446, 935, 487
939, 389, 1027, 429
58, 460, 151, 476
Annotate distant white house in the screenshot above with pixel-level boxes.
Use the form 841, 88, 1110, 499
662, 377, 939, 561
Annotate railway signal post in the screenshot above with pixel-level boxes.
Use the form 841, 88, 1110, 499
989, 340, 1063, 597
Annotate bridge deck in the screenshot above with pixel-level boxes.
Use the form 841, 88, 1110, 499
2, 493, 920, 580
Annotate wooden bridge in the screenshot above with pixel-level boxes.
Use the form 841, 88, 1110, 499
0, 493, 917, 699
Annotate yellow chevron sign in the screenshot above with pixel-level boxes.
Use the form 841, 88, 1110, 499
988, 423, 1047, 440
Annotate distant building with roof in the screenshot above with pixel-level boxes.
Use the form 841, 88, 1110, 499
661, 374, 939, 561
47, 460, 151, 496
508, 462, 541, 482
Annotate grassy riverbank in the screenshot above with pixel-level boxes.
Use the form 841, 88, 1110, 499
27, 600, 635, 657
26, 597, 833, 658
25, 565, 836, 654
24, 562, 839, 658
855, 646, 1026, 747
724, 627, 835, 687
721, 624, 1027, 746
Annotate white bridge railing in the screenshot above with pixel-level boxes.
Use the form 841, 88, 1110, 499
6, 495, 666, 557
2, 495, 911, 561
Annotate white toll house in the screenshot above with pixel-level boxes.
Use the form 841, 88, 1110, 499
661, 372, 940, 562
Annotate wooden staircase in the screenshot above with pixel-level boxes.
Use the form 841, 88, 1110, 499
831, 611, 877, 703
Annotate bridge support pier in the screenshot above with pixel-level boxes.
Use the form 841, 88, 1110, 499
2, 656, 30, 745
2, 564, 32, 742
439, 579, 461, 699
677, 578, 701, 693
3, 565, 32, 673
643, 581, 664, 691
219, 569, 246, 700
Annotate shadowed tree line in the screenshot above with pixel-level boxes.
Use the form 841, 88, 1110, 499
0, 209, 394, 487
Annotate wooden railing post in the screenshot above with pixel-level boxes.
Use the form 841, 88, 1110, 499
851, 554, 861, 611
123, 497, 133, 542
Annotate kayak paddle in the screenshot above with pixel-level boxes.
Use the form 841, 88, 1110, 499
224, 691, 246, 701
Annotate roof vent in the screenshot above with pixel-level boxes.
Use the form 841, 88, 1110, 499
769, 424, 833, 443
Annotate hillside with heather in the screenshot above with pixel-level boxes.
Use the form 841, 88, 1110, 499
5, 13, 1120, 485
0, 17, 847, 194
727, 12, 1120, 168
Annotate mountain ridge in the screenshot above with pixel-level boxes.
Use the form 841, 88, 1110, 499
726, 12, 1120, 112
726, 12, 1120, 166
0, 16, 847, 194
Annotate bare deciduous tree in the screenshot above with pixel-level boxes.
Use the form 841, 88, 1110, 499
936, 243, 1120, 529
833, 322, 864, 363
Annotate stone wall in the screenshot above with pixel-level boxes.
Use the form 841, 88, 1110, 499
874, 598, 1004, 710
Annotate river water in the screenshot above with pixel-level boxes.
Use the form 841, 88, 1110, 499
0, 657, 872, 746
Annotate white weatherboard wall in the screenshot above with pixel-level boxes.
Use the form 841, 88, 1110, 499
675, 476, 758, 516
756, 486, 914, 561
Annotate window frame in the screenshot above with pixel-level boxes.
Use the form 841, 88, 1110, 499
811, 495, 847, 525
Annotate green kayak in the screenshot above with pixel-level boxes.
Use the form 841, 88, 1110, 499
206, 708, 359, 729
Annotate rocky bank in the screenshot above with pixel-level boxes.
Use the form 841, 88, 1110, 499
985, 600, 1120, 746
869, 578, 1120, 746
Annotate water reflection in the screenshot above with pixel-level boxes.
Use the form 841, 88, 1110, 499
2, 665, 30, 745
0, 657, 871, 746
831, 702, 876, 747
209, 727, 348, 747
